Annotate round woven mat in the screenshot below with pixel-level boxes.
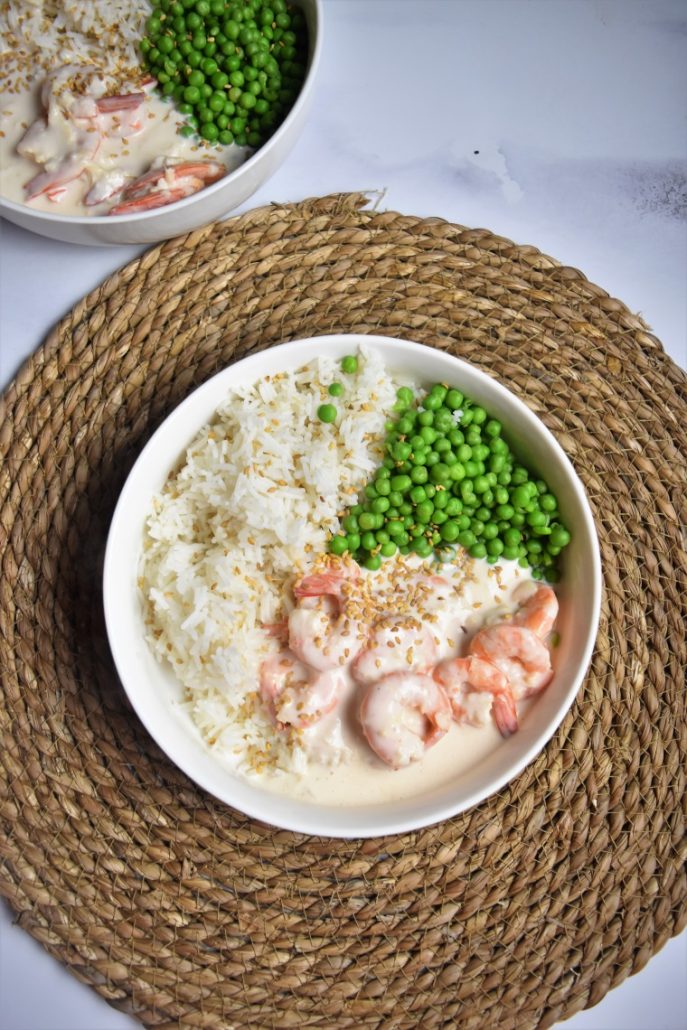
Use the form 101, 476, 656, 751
1, 193, 685, 1030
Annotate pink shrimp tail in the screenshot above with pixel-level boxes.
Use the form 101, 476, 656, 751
108, 185, 197, 215
24, 166, 83, 200
491, 692, 519, 738
262, 619, 289, 641
96, 93, 145, 113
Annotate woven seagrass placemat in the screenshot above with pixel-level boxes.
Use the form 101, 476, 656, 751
1, 193, 685, 1029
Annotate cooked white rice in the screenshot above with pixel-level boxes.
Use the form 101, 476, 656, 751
140, 347, 412, 776
0, 0, 149, 95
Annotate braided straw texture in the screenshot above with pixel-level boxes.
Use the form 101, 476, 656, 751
1, 193, 685, 1030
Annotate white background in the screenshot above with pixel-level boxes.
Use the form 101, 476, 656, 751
1, 1, 686, 1028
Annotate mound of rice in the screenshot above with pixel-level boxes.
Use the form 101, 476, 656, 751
0, 1, 149, 95
140, 347, 410, 776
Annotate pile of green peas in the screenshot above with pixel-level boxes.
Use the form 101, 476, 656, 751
140, 0, 308, 148
328, 381, 571, 578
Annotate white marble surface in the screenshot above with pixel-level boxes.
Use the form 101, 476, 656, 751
1, 1, 686, 1027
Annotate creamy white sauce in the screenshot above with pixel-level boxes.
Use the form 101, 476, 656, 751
248, 554, 543, 806
0, 72, 248, 215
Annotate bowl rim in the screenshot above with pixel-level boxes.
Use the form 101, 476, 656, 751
103, 333, 602, 838
0, 0, 322, 225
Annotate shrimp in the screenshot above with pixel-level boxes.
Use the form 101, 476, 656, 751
434, 656, 519, 737
469, 624, 553, 700
359, 673, 452, 768
118, 160, 225, 200
288, 564, 366, 672
107, 161, 225, 215
292, 562, 360, 605
259, 653, 343, 729
513, 584, 558, 639
352, 614, 438, 685
95, 93, 145, 113
108, 183, 202, 215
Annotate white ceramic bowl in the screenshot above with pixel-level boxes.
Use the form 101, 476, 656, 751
103, 334, 601, 838
0, 0, 321, 246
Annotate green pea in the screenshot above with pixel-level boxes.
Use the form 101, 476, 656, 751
430, 463, 451, 485
422, 393, 443, 412
372, 497, 390, 514
413, 538, 433, 558
358, 513, 376, 532
317, 403, 336, 423
415, 501, 434, 524
390, 474, 412, 493
446, 389, 464, 410
328, 535, 348, 556
504, 528, 521, 547
392, 441, 412, 462
458, 530, 476, 549
549, 525, 571, 548
512, 485, 532, 509
434, 411, 454, 434
200, 121, 219, 140
364, 555, 382, 571
341, 355, 358, 374
375, 478, 391, 496
410, 466, 428, 484
380, 541, 397, 558
440, 520, 460, 542
361, 531, 377, 551
410, 486, 427, 504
